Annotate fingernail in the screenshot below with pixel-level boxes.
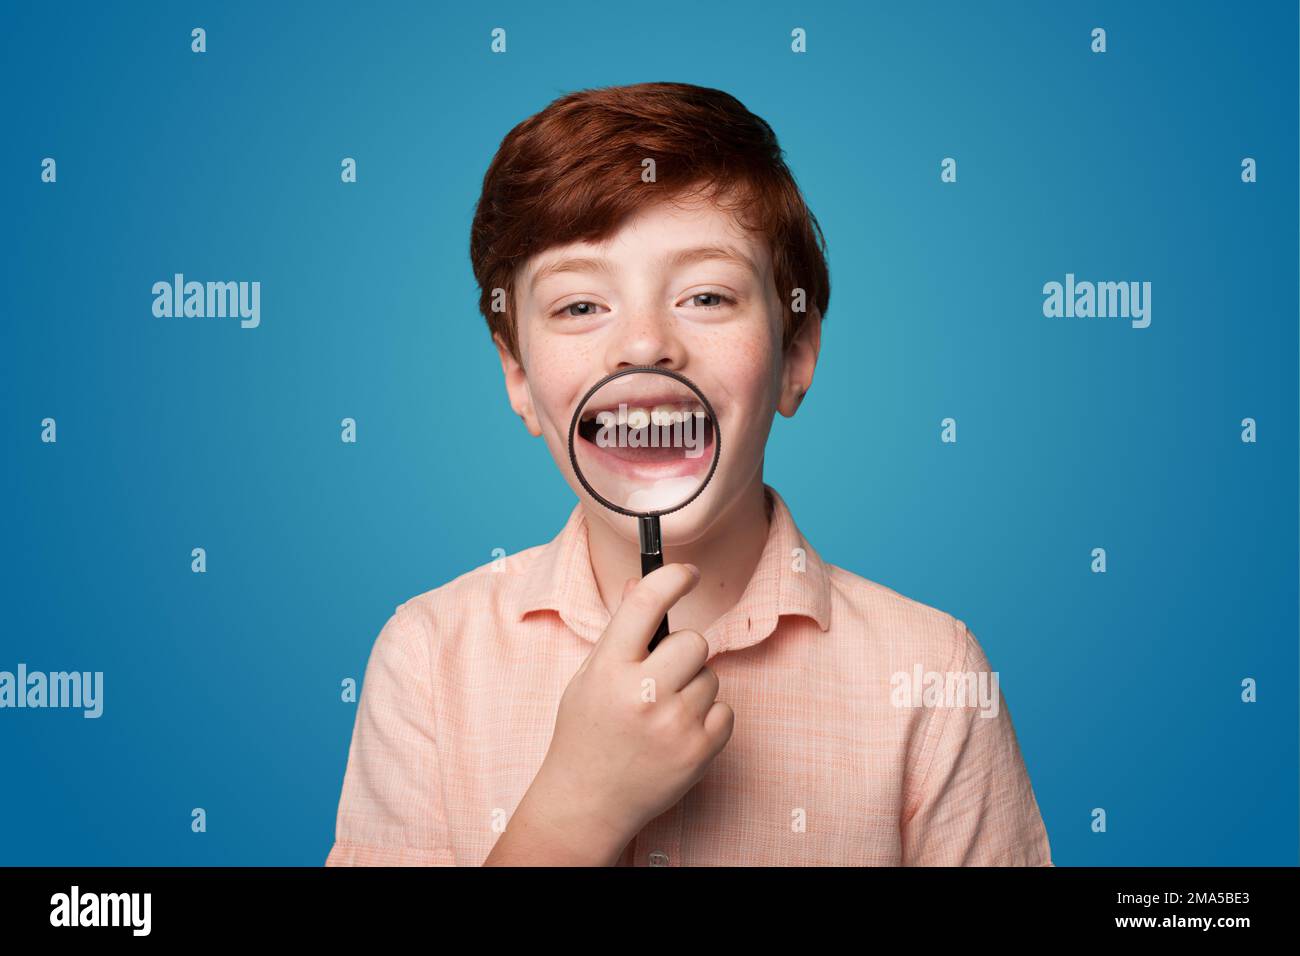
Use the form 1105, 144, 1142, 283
685, 563, 701, 580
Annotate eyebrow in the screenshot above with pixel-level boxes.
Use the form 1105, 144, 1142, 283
528, 244, 758, 294
528, 256, 614, 293
665, 244, 757, 273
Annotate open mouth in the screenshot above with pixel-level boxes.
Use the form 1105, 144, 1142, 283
577, 400, 716, 472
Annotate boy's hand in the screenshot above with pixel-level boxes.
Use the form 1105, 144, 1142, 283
529, 562, 735, 856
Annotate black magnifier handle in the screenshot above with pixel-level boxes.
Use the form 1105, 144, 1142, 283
638, 516, 671, 652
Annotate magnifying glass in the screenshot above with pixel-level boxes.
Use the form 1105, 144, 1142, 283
567, 366, 721, 652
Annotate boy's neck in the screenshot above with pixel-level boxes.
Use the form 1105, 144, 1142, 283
584, 475, 773, 639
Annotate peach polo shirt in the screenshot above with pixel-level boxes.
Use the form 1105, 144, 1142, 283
324, 484, 1053, 866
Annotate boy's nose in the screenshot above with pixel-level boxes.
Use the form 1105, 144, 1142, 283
607, 306, 688, 370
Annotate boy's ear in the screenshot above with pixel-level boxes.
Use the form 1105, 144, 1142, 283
494, 331, 543, 437
777, 307, 822, 418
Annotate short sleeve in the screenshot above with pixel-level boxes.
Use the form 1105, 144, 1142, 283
325, 606, 457, 866
900, 622, 1053, 866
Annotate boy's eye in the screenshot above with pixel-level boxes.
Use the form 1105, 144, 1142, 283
684, 292, 734, 309
557, 301, 606, 318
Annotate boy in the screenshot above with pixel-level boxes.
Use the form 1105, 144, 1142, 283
325, 82, 1052, 866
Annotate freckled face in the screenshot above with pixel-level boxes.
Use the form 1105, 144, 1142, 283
502, 195, 787, 543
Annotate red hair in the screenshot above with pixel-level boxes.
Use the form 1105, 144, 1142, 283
470, 81, 830, 365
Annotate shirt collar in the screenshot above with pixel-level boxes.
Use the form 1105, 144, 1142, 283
514, 484, 832, 658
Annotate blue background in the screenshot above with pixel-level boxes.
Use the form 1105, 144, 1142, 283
1, 0, 1295, 866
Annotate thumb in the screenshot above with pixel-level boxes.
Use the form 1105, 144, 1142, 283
622, 577, 638, 601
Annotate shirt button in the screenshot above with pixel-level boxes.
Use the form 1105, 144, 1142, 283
648, 850, 669, 867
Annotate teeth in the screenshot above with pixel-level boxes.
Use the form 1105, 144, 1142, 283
586, 402, 707, 425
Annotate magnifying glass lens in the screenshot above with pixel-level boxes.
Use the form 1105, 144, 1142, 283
570, 369, 718, 516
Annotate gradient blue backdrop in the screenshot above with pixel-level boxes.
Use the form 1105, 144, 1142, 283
2, 0, 1296, 866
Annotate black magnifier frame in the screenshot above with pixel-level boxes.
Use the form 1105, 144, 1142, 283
567, 365, 722, 651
